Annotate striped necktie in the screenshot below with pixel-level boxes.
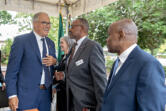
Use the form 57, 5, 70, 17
41, 38, 51, 88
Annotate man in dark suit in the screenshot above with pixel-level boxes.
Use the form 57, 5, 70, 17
6, 12, 57, 111
66, 18, 107, 111
101, 19, 166, 111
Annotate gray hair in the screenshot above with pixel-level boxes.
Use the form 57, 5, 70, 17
116, 19, 138, 39
61, 36, 75, 50
32, 12, 48, 22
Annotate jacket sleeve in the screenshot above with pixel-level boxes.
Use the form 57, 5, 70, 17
89, 43, 107, 111
136, 60, 166, 111
5, 37, 24, 97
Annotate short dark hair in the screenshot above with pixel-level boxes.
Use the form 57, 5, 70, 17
77, 18, 89, 33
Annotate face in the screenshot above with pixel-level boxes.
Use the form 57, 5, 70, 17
33, 13, 51, 37
69, 20, 82, 40
60, 38, 68, 52
106, 25, 120, 53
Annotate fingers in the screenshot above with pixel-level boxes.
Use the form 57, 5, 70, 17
2, 86, 5, 91
42, 55, 57, 66
9, 97, 19, 111
2, 83, 6, 91
55, 72, 64, 80
53, 89, 56, 94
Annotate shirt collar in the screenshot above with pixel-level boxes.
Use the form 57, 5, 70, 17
33, 31, 45, 41
76, 36, 86, 46
118, 44, 137, 64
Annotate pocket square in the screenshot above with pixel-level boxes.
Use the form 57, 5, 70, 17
75, 59, 84, 66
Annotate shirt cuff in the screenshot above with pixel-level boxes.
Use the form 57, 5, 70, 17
9, 95, 17, 99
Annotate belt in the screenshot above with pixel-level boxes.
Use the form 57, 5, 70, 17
40, 84, 46, 90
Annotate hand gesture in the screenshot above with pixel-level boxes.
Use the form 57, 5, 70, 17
42, 55, 57, 66
54, 71, 64, 81
9, 96, 19, 111
2, 82, 6, 91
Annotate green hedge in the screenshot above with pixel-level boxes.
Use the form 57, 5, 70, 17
164, 66, 166, 75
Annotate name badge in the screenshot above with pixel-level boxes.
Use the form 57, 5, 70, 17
75, 59, 84, 66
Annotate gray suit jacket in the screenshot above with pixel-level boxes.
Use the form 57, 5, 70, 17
66, 37, 107, 111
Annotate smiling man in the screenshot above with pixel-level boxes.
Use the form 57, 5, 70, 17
6, 12, 57, 111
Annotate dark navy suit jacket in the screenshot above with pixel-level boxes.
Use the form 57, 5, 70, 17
6, 32, 56, 110
101, 46, 166, 111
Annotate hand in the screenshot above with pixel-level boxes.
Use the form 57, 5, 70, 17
9, 96, 19, 111
42, 55, 57, 66
54, 72, 64, 81
52, 88, 56, 94
2, 82, 6, 91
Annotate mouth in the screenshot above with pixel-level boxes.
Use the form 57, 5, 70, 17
44, 28, 49, 32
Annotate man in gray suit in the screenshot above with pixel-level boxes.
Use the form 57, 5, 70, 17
66, 18, 107, 111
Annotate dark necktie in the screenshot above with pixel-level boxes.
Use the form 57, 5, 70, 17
68, 42, 77, 65
41, 38, 51, 88
107, 58, 120, 88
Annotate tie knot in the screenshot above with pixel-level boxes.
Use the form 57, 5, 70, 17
74, 42, 77, 46
41, 38, 45, 42
114, 57, 120, 67
117, 57, 120, 61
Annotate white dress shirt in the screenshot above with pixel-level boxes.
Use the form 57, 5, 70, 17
115, 44, 137, 75
73, 36, 87, 57
33, 31, 49, 85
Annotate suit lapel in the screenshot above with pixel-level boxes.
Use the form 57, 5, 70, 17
68, 37, 89, 71
107, 58, 134, 93
30, 31, 42, 63
105, 46, 139, 96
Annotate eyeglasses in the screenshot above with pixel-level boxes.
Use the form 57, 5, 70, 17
39, 21, 51, 26
70, 24, 82, 29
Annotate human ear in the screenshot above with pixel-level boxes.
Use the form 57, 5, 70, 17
119, 30, 125, 40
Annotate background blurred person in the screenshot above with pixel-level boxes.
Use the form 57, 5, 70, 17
53, 36, 74, 111
0, 50, 9, 109
0, 50, 5, 91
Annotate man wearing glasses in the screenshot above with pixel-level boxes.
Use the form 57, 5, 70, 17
6, 12, 57, 111
66, 18, 107, 111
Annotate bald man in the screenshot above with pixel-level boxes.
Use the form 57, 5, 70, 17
6, 12, 56, 111
101, 19, 166, 111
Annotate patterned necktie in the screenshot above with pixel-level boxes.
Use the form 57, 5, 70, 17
41, 38, 51, 88
68, 42, 77, 65
107, 57, 120, 88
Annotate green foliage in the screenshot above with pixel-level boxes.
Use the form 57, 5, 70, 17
0, 11, 16, 37
164, 66, 166, 75
1, 39, 13, 65
80, 0, 166, 55
48, 16, 59, 46
15, 13, 33, 32
0, 11, 14, 24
